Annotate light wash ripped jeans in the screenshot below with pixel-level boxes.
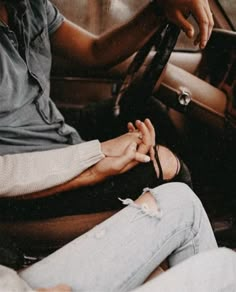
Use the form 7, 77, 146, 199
20, 183, 217, 291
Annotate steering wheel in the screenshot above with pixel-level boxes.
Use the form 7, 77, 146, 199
113, 22, 180, 116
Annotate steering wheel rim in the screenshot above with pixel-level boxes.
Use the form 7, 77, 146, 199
113, 23, 180, 116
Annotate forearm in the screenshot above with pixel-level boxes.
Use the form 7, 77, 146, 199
25, 164, 106, 200
91, 3, 163, 68
0, 141, 104, 197
51, 2, 163, 69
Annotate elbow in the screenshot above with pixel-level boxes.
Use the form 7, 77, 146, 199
89, 38, 121, 70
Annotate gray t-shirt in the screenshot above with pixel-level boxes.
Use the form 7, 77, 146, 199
0, 0, 82, 155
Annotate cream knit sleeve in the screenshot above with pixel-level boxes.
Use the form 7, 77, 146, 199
0, 140, 105, 197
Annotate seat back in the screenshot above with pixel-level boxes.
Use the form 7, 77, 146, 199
0, 211, 116, 256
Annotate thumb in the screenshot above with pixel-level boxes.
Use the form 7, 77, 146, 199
111, 142, 137, 170
125, 143, 150, 163
114, 143, 150, 171
135, 152, 151, 163
124, 142, 150, 164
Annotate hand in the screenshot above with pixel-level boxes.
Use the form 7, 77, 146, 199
92, 142, 150, 180
156, 0, 214, 49
90, 119, 155, 182
127, 118, 155, 154
101, 119, 153, 157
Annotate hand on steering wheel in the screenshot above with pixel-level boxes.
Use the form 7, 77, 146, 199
155, 0, 214, 49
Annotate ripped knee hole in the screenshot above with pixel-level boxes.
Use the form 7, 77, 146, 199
119, 188, 162, 220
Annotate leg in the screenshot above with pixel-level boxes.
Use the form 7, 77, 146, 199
20, 183, 217, 291
151, 145, 192, 187
0, 161, 190, 220
132, 248, 236, 292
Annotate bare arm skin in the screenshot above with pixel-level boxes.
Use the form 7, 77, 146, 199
50, 0, 213, 70
20, 142, 149, 200
50, 2, 162, 69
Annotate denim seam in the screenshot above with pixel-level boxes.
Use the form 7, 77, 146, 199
189, 199, 204, 254
119, 225, 195, 292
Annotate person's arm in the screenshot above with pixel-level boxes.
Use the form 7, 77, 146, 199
50, 2, 162, 69
0, 120, 153, 198
50, 0, 213, 70
26, 144, 148, 199
0, 140, 104, 197
14, 120, 154, 199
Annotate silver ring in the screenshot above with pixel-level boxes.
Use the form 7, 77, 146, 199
138, 133, 143, 140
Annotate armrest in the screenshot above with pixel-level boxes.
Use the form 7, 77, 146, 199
155, 63, 228, 131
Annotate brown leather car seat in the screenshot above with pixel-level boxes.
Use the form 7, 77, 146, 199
0, 210, 116, 254
0, 181, 117, 255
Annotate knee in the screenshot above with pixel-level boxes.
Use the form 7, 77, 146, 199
147, 183, 203, 220
152, 182, 198, 203
135, 191, 159, 214
155, 146, 179, 180
135, 183, 201, 220
154, 146, 192, 187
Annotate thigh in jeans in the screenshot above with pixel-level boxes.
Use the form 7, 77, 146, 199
20, 183, 217, 292
0, 162, 159, 220
0, 154, 191, 221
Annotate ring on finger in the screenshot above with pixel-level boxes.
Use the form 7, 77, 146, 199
138, 133, 143, 140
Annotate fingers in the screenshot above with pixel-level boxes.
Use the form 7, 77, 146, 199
193, 3, 209, 48
144, 118, 156, 146
116, 141, 151, 174
174, 10, 195, 38
135, 120, 153, 155
204, 4, 214, 40
127, 122, 136, 132
127, 119, 155, 154
115, 142, 150, 170
135, 151, 151, 163
192, 1, 214, 48
135, 120, 150, 145
161, 0, 214, 49
135, 119, 155, 145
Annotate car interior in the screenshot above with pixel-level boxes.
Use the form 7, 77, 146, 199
0, 0, 235, 269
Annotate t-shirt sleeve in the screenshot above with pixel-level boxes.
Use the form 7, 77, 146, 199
46, 0, 65, 35
0, 140, 105, 197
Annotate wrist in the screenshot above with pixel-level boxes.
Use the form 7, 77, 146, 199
100, 142, 109, 157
